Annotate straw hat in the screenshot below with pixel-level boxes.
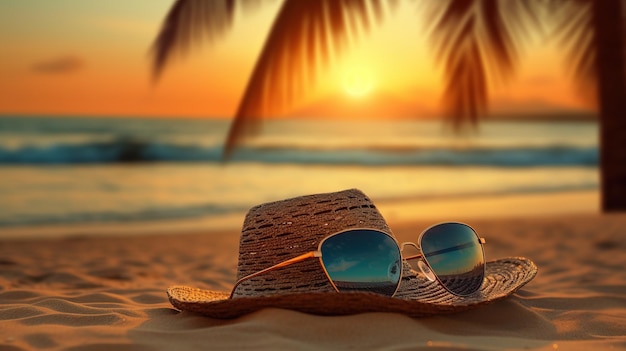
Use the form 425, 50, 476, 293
168, 189, 537, 318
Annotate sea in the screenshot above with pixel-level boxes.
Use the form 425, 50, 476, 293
0, 115, 599, 238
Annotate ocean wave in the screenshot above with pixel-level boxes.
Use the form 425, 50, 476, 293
0, 138, 598, 167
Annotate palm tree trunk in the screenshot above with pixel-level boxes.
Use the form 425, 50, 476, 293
592, 0, 626, 211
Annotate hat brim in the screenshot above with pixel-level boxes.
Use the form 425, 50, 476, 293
167, 257, 537, 319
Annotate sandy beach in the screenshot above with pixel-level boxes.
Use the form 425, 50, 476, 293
1, 194, 625, 351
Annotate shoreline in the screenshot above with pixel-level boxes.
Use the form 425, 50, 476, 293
380, 189, 599, 225
0, 189, 599, 240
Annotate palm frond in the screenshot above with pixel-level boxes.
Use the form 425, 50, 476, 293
552, 0, 596, 97
151, 0, 266, 80
428, 0, 539, 128
223, 0, 392, 158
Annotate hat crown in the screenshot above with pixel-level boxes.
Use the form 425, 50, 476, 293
232, 189, 392, 297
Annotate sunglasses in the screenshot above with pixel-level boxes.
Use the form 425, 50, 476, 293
230, 222, 486, 298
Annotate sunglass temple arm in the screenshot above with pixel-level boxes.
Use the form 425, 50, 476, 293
229, 251, 320, 298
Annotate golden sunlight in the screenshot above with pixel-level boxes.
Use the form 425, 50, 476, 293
342, 68, 375, 98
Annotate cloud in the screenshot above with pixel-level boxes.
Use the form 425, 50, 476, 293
326, 259, 360, 273
31, 55, 85, 74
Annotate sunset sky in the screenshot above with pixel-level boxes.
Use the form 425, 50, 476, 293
0, 0, 593, 119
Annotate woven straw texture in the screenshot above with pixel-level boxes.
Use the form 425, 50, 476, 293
167, 189, 538, 319
233, 188, 390, 297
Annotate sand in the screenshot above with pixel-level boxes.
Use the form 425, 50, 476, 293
1, 210, 626, 350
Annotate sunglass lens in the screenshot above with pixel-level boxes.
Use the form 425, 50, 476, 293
420, 223, 485, 295
320, 229, 402, 296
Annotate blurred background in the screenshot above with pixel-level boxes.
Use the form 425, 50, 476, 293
0, 1, 600, 238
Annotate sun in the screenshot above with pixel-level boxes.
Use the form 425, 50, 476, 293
342, 69, 374, 98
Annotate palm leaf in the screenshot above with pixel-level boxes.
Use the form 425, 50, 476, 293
223, 0, 392, 158
151, 0, 267, 80
428, 0, 539, 128
551, 0, 596, 100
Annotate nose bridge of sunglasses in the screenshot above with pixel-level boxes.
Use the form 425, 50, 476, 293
399, 242, 422, 273
400, 242, 440, 282
400, 242, 421, 258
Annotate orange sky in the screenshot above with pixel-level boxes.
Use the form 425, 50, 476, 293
0, 1, 593, 119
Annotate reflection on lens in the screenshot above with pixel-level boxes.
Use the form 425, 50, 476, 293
321, 229, 401, 296
420, 223, 485, 295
